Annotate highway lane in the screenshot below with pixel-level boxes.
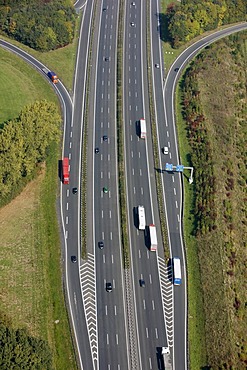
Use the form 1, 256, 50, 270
150, 15, 247, 370
92, 1, 130, 369
123, 1, 168, 369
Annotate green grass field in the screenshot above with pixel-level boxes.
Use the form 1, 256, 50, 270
0, 42, 77, 369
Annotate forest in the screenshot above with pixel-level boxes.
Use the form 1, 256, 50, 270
0, 0, 76, 51
167, 0, 247, 48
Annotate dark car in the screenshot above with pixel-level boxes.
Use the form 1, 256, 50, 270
71, 256, 77, 263
72, 187, 78, 194
103, 7, 106, 12
140, 279, 145, 287
103, 135, 108, 142
130, 22, 135, 27
98, 241, 104, 249
106, 282, 112, 292
105, 57, 109, 61
95, 147, 99, 154
174, 67, 179, 72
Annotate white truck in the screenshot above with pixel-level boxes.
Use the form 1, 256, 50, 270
137, 205, 146, 230
162, 347, 172, 370
149, 224, 157, 251
140, 118, 146, 139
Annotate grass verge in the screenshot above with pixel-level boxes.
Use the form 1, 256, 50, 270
0, 143, 77, 369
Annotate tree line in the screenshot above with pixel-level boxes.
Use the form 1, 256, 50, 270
166, 0, 247, 48
0, 100, 60, 206
0, 322, 53, 369
0, 0, 77, 51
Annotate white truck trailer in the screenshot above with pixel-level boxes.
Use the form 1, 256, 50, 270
162, 347, 172, 370
149, 224, 157, 251
137, 205, 146, 230
140, 118, 147, 139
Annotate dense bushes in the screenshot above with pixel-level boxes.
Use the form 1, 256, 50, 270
0, 100, 60, 205
0, 0, 77, 51
166, 0, 247, 48
182, 61, 216, 236
0, 322, 53, 369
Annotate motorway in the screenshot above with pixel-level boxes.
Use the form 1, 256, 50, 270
1, 7, 246, 370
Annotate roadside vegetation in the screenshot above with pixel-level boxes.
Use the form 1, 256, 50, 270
176, 31, 247, 369
0, 0, 77, 52
0, 46, 76, 368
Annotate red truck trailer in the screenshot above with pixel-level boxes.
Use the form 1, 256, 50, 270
62, 157, 69, 184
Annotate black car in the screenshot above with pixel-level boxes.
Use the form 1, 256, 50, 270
95, 147, 99, 154
174, 67, 179, 72
105, 57, 109, 61
103, 135, 108, 142
140, 279, 145, 287
106, 282, 112, 292
103, 7, 106, 12
72, 187, 78, 194
98, 241, 104, 249
71, 256, 77, 263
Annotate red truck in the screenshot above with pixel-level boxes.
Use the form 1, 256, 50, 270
47, 71, 58, 84
62, 157, 69, 184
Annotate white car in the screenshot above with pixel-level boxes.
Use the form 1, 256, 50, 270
163, 146, 169, 155
155, 63, 160, 69
131, 2, 136, 6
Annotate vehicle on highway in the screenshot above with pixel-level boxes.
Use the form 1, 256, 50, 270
47, 71, 58, 84
130, 22, 135, 27
103, 135, 108, 142
62, 157, 70, 184
105, 57, 109, 61
106, 282, 112, 292
139, 118, 147, 139
140, 279, 145, 288
95, 147, 99, 154
131, 2, 136, 6
98, 241, 104, 249
72, 187, 78, 194
102, 7, 106, 12
149, 224, 157, 252
137, 205, 146, 230
174, 67, 179, 72
155, 63, 160, 69
173, 257, 182, 285
71, 256, 77, 263
163, 146, 169, 155
103, 186, 108, 194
